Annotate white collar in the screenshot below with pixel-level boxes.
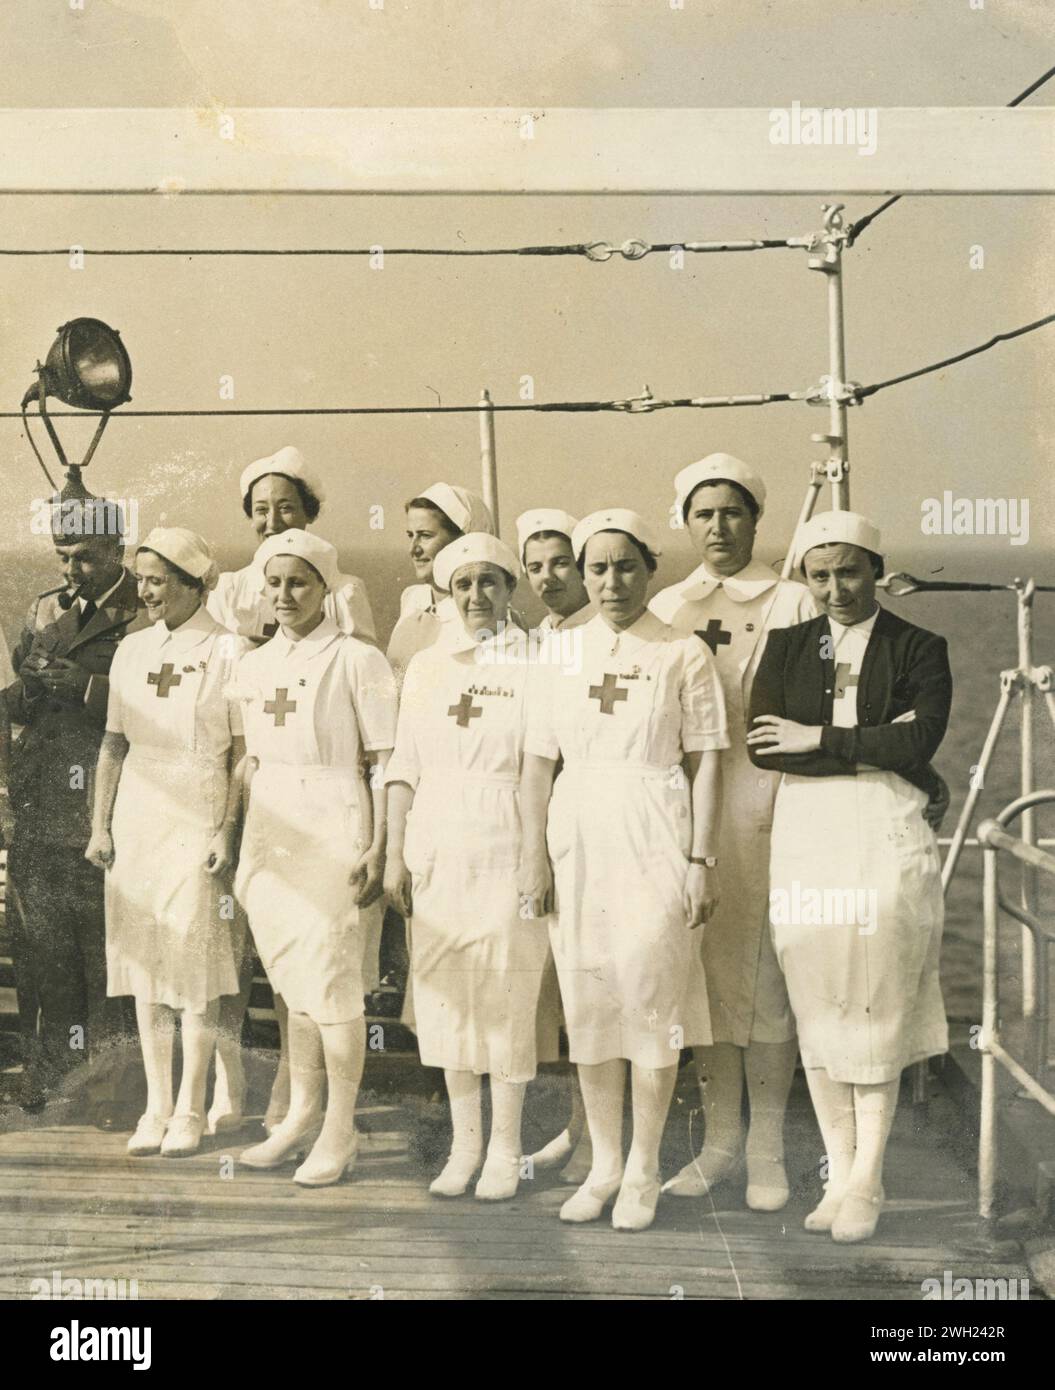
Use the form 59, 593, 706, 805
589, 608, 665, 650
677, 557, 780, 604
272, 612, 342, 658
538, 602, 593, 632
150, 603, 217, 652
828, 604, 880, 643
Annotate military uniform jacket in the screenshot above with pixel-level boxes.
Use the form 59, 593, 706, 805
6, 569, 146, 847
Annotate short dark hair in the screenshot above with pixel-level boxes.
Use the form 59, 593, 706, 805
136, 546, 205, 594
243, 473, 322, 522
523, 528, 573, 560
405, 497, 463, 540
576, 529, 659, 576
683, 477, 760, 523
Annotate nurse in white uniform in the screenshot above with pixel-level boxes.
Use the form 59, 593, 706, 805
85, 528, 248, 1158
384, 533, 550, 1202
206, 446, 378, 1135
747, 511, 951, 1242
385, 482, 496, 682
650, 455, 816, 1211
515, 509, 594, 1184
234, 530, 397, 1186
520, 510, 728, 1232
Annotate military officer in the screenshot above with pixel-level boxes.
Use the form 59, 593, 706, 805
5, 490, 144, 1121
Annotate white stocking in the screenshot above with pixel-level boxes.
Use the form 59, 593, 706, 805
804, 1067, 857, 1190
174, 1001, 218, 1116
847, 1078, 899, 1197
136, 1001, 175, 1118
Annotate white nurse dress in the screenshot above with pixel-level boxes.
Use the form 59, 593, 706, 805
104, 606, 248, 1011
650, 558, 816, 1046
384, 627, 550, 1083
526, 610, 730, 1069
232, 616, 397, 1024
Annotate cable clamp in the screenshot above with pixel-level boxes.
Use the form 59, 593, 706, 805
584, 238, 651, 262
612, 385, 658, 413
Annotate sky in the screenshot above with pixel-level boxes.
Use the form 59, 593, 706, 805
0, 0, 1051, 645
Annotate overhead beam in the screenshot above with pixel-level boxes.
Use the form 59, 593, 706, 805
0, 107, 1052, 195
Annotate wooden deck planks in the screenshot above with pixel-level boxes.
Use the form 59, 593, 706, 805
0, 1076, 1038, 1301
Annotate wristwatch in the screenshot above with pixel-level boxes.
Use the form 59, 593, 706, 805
690, 855, 718, 868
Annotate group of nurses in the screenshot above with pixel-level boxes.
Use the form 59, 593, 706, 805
72, 440, 945, 1244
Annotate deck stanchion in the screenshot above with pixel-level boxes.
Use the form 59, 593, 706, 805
478, 387, 499, 534
1016, 581, 1039, 1056
804, 205, 852, 512
979, 837, 999, 1221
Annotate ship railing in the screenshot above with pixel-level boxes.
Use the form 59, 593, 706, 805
977, 790, 1055, 1220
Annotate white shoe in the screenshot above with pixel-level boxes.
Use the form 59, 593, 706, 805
831, 1187, 886, 1244
160, 1112, 205, 1157
745, 1152, 790, 1212
127, 1113, 170, 1156
293, 1134, 359, 1187
429, 1150, 481, 1197
475, 1151, 520, 1202
240, 1115, 322, 1170
527, 1128, 575, 1171
612, 1173, 662, 1232
661, 1146, 743, 1197
559, 1170, 623, 1223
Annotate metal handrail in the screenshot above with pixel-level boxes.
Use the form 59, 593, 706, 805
976, 790, 1055, 1220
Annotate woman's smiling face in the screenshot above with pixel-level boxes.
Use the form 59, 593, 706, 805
249, 473, 310, 541
135, 549, 201, 629
450, 561, 514, 635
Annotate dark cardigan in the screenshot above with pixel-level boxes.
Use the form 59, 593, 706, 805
746, 604, 952, 798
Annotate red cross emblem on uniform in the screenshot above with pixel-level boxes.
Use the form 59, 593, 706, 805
264, 688, 298, 726
448, 693, 482, 728
588, 672, 628, 715
147, 663, 182, 698
695, 619, 732, 655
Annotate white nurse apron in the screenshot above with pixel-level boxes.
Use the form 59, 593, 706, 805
234, 635, 374, 1024
767, 609, 948, 1082
105, 608, 244, 1011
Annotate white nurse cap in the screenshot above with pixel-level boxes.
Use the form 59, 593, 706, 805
515, 508, 579, 561
571, 508, 662, 561
792, 510, 883, 569
414, 482, 495, 536
432, 532, 521, 592
139, 526, 220, 592
239, 446, 327, 507
673, 453, 767, 519
255, 527, 340, 591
